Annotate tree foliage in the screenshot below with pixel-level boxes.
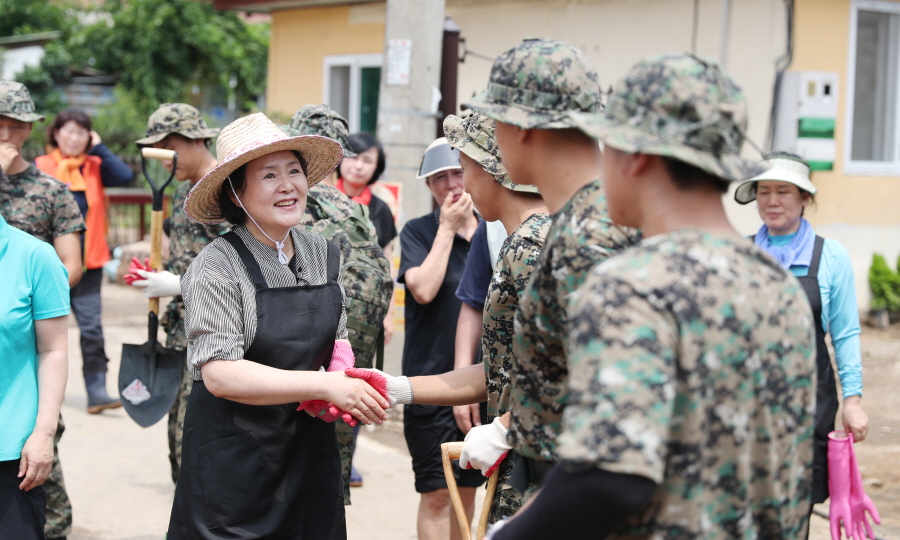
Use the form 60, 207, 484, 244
78, 0, 269, 112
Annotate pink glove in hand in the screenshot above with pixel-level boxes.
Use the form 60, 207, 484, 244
848, 433, 881, 540
328, 341, 355, 372
124, 257, 152, 285
829, 431, 854, 540
345, 367, 389, 402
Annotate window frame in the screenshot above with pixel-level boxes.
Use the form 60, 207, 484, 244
322, 53, 383, 134
844, 0, 900, 175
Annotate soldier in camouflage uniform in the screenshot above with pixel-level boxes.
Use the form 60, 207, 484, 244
287, 104, 382, 504
129, 103, 226, 484
485, 54, 816, 540
456, 40, 640, 501
443, 111, 550, 523
0, 80, 85, 540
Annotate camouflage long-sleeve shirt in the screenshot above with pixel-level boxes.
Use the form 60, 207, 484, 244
508, 179, 640, 464
0, 164, 85, 243
559, 229, 815, 539
482, 212, 550, 522
163, 181, 229, 349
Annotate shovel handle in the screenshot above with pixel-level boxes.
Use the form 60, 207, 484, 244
148, 209, 163, 316
141, 148, 176, 161
441, 442, 500, 540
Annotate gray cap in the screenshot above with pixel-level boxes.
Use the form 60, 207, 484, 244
417, 138, 461, 179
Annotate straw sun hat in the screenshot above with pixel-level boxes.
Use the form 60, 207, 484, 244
184, 112, 343, 224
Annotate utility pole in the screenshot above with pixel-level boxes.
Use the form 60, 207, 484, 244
376, 0, 447, 226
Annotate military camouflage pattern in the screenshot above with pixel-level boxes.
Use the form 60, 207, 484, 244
44, 416, 71, 539
289, 104, 356, 158
336, 420, 355, 504
569, 53, 765, 183
162, 181, 229, 482
0, 165, 85, 243
463, 39, 600, 130
0, 80, 45, 122
559, 229, 815, 538
481, 213, 550, 522
135, 103, 220, 146
443, 111, 537, 193
508, 179, 640, 467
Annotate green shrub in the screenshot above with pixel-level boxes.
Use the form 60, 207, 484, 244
868, 254, 900, 313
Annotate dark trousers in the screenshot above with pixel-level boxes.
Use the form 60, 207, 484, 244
70, 269, 109, 378
0, 460, 47, 540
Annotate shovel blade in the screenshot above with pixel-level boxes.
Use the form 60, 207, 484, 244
119, 341, 184, 428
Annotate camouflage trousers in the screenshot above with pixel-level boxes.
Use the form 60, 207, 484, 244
336, 420, 357, 505
44, 415, 72, 540
167, 360, 192, 484
486, 453, 522, 523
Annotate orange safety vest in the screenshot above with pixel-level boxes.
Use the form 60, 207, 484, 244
36, 152, 111, 269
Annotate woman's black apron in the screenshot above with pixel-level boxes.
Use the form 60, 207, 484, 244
798, 236, 840, 505
168, 232, 346, 539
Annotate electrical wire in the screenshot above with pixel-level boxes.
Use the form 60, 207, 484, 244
767, 0, 794, 152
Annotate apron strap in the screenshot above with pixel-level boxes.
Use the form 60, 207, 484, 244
325, 240, 340, 284
807, 236, 825, 278
223, 231, 270, 290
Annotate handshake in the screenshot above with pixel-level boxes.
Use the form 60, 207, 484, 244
296, 342, 414, 427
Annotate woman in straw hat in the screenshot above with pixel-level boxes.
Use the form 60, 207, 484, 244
166, 113, 388, 539
735, 151, 869, 509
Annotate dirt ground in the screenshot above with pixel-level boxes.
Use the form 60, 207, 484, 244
60, 283, 899, 539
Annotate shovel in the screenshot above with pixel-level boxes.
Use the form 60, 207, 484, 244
441, 441, 501, 540
119, 147, 183, 428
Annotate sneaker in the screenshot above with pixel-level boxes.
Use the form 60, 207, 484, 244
350, 466, 363, 488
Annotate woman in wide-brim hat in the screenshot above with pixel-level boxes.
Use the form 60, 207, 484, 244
167, 112, 388, 540
735, 151, 869, 509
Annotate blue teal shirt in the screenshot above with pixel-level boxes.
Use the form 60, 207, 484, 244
0, 213, 70, 460
764, 231, 862, 398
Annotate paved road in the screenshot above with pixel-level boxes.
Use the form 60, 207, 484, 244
62, 282, 485, 540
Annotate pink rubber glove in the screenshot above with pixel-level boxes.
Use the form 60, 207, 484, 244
328, 341, 355, 372
345, 367, 412, 407
124, 257, 152, 285
829, 431, 854, 540
848, 433, 881, 539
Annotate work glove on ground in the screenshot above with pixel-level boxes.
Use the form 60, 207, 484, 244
848, 433, 881, 539
459, 417, 510, 477
297, 342, 360, 425
829, 431, 854, 540
344, 367, 412, 408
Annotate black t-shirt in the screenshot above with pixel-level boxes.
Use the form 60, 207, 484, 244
368, 194, 397, 249
455, 219, 492, 311
398, 209, 470, 378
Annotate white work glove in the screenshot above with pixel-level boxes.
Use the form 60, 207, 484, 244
344, 367, 413, 408
484, 517, 508, 539
459, 416, 511, 477
132, 270, 182, 298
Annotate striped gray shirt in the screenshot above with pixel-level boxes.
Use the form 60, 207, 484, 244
181, 225, 347, 380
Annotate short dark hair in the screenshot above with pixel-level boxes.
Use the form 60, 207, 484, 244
662, 157, 728, 194
216, 150, 308, 226
343, 132, 386, 184
160, 132, 212, 149
47, 108, 92, 154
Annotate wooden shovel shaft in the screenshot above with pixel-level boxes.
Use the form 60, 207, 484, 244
148, 209, 163, 316
441, 442, 500, 540
141, 147, 176, 161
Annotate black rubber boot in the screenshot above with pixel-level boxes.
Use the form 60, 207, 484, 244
85, 372, 122, 414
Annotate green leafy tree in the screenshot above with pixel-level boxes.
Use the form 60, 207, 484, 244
78, 0, 269, 112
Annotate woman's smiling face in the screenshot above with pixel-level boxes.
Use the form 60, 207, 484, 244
232, 150, 309, 234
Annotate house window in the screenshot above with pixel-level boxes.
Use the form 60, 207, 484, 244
846, 1, 900, 175
323, 54, 382, 135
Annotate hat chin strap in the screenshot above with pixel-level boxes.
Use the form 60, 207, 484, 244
228, 178, 291, 265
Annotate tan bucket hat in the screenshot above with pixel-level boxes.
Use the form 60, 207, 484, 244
184, 112, 343, 224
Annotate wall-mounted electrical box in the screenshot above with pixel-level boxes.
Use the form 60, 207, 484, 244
772, 71, 838, 171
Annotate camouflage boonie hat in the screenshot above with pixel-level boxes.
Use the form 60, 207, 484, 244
462, 39, 601, 130
569, 53, 764, 183
443, 110, 538, 194
135, 103, 220, 146
289, 104, 356, 158
0, 80, 44, 122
